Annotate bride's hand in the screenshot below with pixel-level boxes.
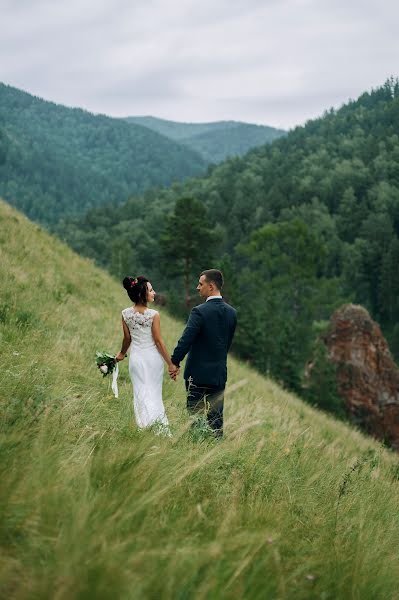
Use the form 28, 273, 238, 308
115, 352, 126, 362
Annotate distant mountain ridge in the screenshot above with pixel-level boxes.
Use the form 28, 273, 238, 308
125, 116, 286, 163
0, 83, 207, 224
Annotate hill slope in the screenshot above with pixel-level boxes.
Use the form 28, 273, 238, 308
1, 198, 399, 599
125, 116, 286, 163
0, 83, 206, 225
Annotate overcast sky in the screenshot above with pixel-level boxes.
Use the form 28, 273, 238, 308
1, 0, 398, 130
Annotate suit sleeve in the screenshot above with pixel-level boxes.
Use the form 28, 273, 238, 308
171, 307, 202, 367
227, 310, 237, 352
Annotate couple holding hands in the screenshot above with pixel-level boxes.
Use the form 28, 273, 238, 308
116, 269, 237, 438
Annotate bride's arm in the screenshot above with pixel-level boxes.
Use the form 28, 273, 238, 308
151, 313, 174, 369
115, 317, 131, 361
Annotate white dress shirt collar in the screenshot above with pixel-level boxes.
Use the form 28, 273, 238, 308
206, 295, 222, 301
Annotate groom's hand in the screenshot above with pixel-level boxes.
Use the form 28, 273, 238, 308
168, 363, 179, 380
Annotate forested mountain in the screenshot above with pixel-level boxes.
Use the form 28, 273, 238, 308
125, 116, 286, 163
0, 83, 206, 224
57, 78, 399, 404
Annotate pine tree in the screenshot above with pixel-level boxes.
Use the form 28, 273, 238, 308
160, 197, 217, 307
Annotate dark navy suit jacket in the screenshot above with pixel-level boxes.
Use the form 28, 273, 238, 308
171, 297, 237, 388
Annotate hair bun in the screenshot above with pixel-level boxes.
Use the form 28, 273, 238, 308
123, 276, 134, 291
122, 275, 149, 305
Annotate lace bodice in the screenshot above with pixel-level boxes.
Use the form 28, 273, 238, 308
122, 307, 158, 350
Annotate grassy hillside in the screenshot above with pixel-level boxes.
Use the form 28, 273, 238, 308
1, 198, 399, 599
125, 116, 286, 163
0, 83, 206, 225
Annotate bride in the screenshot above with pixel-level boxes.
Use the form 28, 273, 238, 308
115, 275, 176, 435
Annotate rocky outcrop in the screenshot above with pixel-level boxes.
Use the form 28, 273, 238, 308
320, 304, 399, 450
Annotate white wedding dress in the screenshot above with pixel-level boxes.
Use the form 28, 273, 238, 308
122, 307, 171, 435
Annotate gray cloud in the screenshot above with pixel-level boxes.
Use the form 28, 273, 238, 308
1, 0, 398, 129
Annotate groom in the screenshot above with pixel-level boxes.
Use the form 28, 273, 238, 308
170, 269, 237, 437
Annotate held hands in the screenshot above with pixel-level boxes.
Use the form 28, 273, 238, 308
168, 363, 180, 381
116, 349, 179, 378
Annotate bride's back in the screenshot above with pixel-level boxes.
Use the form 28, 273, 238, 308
122, 307, 158, 350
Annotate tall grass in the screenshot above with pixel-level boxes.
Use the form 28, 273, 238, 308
1, 199, 399, 599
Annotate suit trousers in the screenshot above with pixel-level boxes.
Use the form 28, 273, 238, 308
185, 379, 225, 437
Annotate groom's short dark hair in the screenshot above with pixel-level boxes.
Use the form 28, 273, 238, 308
201, 269, 224, 290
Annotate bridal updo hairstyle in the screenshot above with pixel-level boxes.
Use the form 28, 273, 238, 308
123, 275, 149, 305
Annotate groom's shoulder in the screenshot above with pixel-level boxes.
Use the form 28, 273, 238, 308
223, 299, 236, 311
219, 298, 237, 313
224, 301, 237, 319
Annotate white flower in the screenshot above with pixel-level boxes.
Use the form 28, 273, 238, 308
100, 364, 108, 374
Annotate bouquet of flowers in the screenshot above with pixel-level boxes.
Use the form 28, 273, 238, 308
96, 351, 119, 398
96, 351, 117, 376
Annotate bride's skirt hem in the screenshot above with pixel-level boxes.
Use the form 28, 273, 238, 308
136, 420, 172, 437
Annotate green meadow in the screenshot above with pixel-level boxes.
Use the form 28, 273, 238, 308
1, 198, 399, 600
